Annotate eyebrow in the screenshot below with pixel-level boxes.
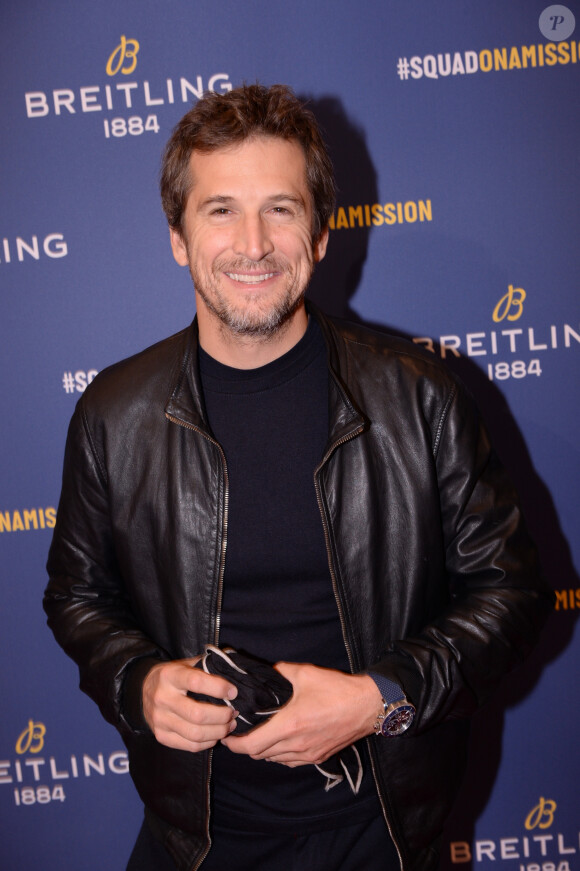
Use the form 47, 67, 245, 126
198, 195, 234, 208
197, 193, 306, 210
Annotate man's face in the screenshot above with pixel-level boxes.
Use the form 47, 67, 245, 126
170, 136, 328, 340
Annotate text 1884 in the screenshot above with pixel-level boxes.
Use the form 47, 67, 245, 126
487, 359, 542, 381
103, 115, 160, 138
14, 786, 65, 806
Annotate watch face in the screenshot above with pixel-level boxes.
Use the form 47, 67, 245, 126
381, 704, 415, 736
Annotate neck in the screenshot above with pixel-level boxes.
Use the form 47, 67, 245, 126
197, 304, 309, 369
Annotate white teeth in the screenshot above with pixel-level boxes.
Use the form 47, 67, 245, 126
225, 272, 275, 283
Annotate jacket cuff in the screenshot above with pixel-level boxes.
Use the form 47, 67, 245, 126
121, 656, 163, 733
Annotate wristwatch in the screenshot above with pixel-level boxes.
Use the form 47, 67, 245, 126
369, 672, 416, 737
374, 697, 416, 736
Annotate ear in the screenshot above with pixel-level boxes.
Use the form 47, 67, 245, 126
169, 226, 189, 267
313, 226, 329, 263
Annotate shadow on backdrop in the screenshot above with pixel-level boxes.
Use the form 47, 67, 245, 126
305, 93, 576, 870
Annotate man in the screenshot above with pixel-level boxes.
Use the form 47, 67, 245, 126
45, 84, 553, 871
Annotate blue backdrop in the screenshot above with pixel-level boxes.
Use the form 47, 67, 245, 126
1, 2, 578, 868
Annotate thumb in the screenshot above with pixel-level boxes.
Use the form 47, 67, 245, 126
273, 660, 301, 684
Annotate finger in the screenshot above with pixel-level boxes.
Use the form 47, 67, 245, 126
152, 700, 239, 749
155, 715, 238, 752
172, 694, 238, 727
272, 660, 298, 681
144, 660, 237, 703
266, 758, 306, 768
168, 706, 238, 740
181, 665, 238, 702
221, 725, 286, 758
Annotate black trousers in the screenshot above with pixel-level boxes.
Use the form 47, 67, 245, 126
127, 813, 400, 871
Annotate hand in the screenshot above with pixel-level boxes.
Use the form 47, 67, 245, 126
221, 662, 382, 767
142, 658, 238, 752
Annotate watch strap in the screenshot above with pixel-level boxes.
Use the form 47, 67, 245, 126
368, 671, 404, 706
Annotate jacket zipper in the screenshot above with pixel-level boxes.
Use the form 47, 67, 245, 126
314, 427, 405, 871
313, 428, 363, 674
169, 410, 404, 869
165, 412, 229, 871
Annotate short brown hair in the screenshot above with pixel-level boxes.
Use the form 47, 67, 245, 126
160, 83, 336, 243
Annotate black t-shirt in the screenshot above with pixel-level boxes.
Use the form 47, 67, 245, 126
199, 318, 380, 833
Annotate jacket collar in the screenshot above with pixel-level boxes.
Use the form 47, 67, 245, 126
307, 301, 368, 450
164, 318, 210, 434
164, 302, 367, 447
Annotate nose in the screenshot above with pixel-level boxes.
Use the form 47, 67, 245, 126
232, 213, 274, 261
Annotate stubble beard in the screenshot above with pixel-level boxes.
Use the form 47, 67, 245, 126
191, 256, 313, 339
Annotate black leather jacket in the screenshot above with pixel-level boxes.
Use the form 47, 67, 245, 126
45, 306, 553, 871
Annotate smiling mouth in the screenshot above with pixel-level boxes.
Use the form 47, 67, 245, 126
225, 272, 277, 284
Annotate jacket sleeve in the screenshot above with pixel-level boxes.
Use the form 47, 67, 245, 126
370, 380, 554, 732
44, 399, 167, 735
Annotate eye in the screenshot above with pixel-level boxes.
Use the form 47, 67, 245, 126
211, 207, 231, 215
